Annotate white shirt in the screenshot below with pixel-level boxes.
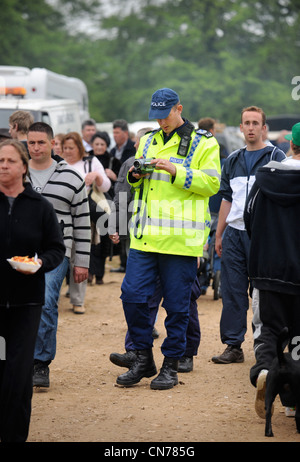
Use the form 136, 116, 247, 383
68, 156, 111, 193
82, 139, 93, 153
282, 156, 300, 168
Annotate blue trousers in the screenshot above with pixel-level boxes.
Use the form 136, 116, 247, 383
125, 277, 201, 357
121, 249, 197, 358
34, 256, 70, 363
220, 226, 250, 346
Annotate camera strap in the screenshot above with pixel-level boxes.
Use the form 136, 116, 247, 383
133, 183, 147, 240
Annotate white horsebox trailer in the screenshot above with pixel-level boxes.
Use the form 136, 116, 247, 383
0, 66, 90, 134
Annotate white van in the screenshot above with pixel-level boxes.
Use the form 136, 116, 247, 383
0, 66, 89, 122
0, 98, 82, 135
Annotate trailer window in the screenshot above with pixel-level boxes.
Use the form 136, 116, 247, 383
41, 112, 50, 126
0, 109, 41, 127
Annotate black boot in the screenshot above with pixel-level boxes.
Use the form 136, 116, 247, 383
116, 349, 157, 386
110, 350, 137, 368
33, 361, 50, 388
178, 356, 193, 373
150, 357, 179, 390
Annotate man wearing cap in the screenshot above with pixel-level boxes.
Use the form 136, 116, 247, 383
284, 122, 300, 153
244, 121, 300, 418
115, 88, 221, 390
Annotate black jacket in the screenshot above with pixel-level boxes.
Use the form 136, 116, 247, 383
108, 156, 135, 238
244, 160, 300, 294
0, 183, 65, 307
110, 138, 136, 164
95, 151, 121, 198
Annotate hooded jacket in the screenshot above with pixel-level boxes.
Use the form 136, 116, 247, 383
0, 183, 66, 308
244, 160, 300, 294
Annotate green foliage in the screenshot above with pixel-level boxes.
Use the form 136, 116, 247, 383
0, 0, 299, 126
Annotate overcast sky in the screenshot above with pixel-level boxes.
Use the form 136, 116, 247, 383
47, 0, 166, 37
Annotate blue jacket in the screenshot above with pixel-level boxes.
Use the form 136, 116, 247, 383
219, 145, 286, 230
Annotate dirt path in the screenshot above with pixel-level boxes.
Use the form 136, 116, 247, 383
28, 257, 300, 443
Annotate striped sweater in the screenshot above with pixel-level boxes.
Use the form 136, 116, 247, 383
28, 160, 91, 268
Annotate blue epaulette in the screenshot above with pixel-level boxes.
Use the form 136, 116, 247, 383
195, 129, 213, 138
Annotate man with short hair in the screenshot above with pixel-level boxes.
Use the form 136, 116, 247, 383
9, 110, 34, 141
9, 110, 34, 153
197, 117, 216, 134
212, 106, 286, 365
81, 119, 97, 153
27, 122, 91, 387
115, 88, 220, 390
111, 119, 136, 164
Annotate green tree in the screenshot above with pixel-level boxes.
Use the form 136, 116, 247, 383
0, 0, 299, 124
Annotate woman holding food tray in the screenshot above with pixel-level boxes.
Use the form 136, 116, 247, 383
0, 139, 65, 442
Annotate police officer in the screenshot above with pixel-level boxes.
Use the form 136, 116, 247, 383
117, 88, 220, 390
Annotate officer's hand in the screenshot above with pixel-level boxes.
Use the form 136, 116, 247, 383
152, 158, 176, 176
128, 165, 149, 179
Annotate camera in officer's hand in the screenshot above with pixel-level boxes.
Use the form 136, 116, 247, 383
133, 158, 156, 175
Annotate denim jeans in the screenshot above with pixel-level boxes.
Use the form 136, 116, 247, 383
220, 226, 250, 346
34, 256, 69, 363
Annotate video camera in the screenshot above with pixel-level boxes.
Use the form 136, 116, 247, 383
133, 158, 156, 175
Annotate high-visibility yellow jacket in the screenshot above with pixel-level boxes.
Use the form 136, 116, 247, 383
128, 125, 221, 257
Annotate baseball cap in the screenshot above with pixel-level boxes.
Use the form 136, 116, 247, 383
148, 88, 179, 120
285, 122, 300, 146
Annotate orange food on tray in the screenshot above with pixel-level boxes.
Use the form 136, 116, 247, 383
11, 256, 38, 265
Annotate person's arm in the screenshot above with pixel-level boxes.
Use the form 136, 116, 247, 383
85, 157, 111, 192
215, 199, 231, 257
109, 158, 134, 240
71, 180, 91, 282
17, 200, 66, 275
73, 265, 89, 283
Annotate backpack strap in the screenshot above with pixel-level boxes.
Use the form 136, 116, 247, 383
84, 155, 93, 173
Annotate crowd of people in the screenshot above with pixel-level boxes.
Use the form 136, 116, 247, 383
0, 91, 299, 442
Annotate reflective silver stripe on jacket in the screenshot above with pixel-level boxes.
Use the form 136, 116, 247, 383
147, 217, 205, 230
150, 171, 170, 182
202, 168, 221, 180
